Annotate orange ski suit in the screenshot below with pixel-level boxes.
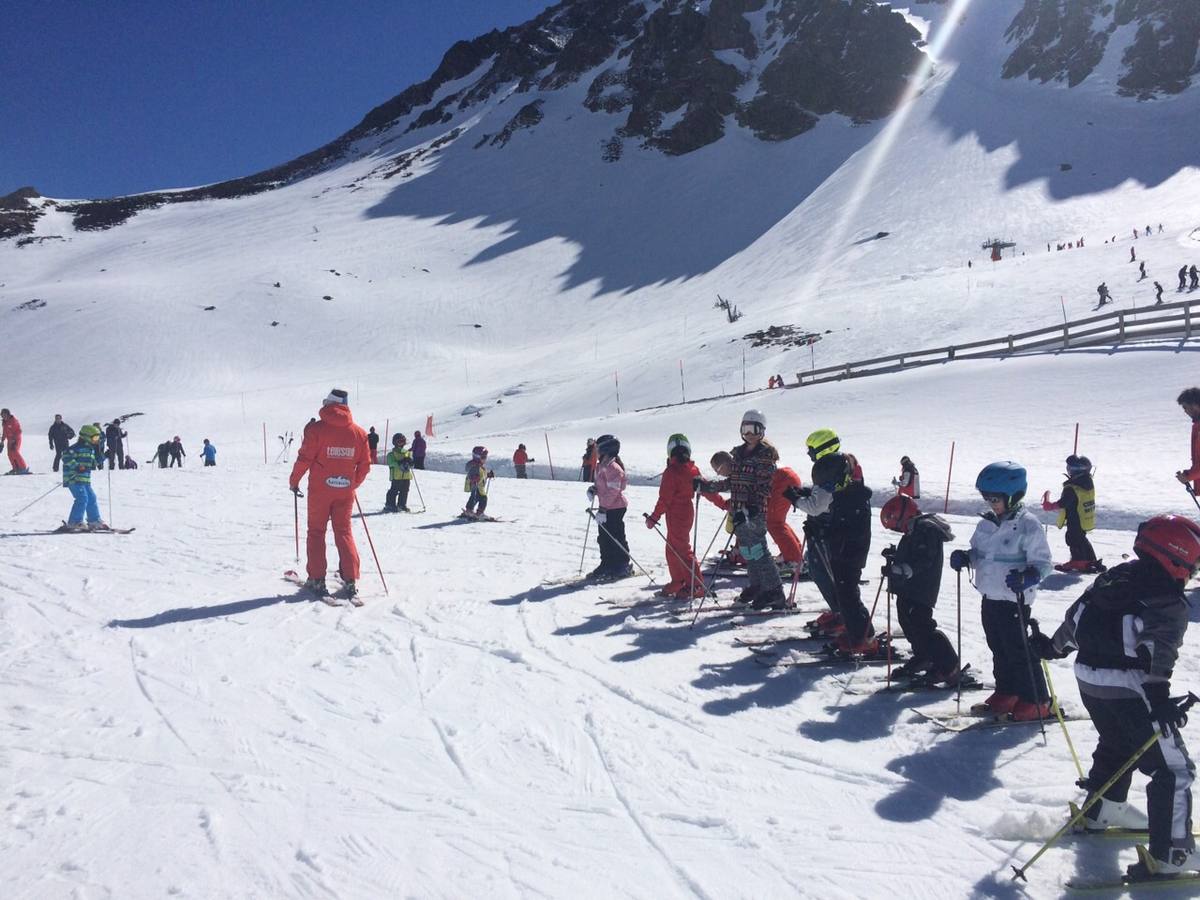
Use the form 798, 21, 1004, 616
767, 467, 804, 564
289, 404, 371, 581
2, 413, 27, 472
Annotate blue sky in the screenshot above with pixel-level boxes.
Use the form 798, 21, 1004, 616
1, 0, 550, 199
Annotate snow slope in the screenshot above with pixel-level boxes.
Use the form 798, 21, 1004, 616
3, 1, 1200, 896
6, 466, 1198, 899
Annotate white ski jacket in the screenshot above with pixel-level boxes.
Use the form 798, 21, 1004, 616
967, 506, 1053, 603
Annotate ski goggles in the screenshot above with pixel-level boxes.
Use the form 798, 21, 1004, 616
980, 492, 1008, 504
740, 422, 764, 438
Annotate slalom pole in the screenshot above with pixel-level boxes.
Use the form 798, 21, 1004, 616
12, 483, 60, 518
690, 489, 701, 601
544, 432, 556, 480
1042, 658, 1084, 780
410, 469, 426, 513
690, 529, 736, 628
1009, 698, 1200, 882
579, 497, 595, 575
1015, 591, 1047, 742
943, 440, 956, 514
354, 494, 388, 595
587, 508, 656, 586
956, 570, 963, 713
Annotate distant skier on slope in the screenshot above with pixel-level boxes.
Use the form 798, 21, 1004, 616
893, 455, 920, 498
1180, 266, 1189, 291
105, 421, 127, 470
59, 424, 108, 531
0, 408, 30, 474
1032, 515, 1200, 881
367, 427, 379, 464
1190, 265, 1199, 290
1043, 455, 1104, 574
48, 414, 75, 473
384, 433, 413, 512
1139, 261, 1147, 280
949, 461, 1054, 721
200, 439, 217, 466
289, 388, 371, 598
462, 446, 493, 519
411, 430, 426, 469
512, 443, 533, 478
646, 434, 708, 599
1096, 283, 1112, 307
880, 494, 962, 685
168, 436, 185, 467
1155, 281, 1165, 304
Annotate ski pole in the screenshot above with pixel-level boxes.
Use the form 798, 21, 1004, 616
698, 514, 727, 571
1010, 697, 1200, 882
690, 529, 736, 628
354, 494, 389, 595
293, 490, 301, 563
1042, 658, 1084, 780
107, 465, 113, 527
690, 488, 701, 602
587, 508, 656, 587
1014, 590, 1048, 743
579, 497, 595, 575
410, 469, 426, 512
644, 514, 708, 594
956, 569, 963, 714
868, 575, 885, 621
12, 483, 60, 517
1186, 484, 1200, 514
886, 586, 893, 689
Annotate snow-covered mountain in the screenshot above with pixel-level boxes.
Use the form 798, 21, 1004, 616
5, 2, 1200, 897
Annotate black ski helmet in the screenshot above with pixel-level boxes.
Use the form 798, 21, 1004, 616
596, 434, 620, 457
812, 452, 849, 489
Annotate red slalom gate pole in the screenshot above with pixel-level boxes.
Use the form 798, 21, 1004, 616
354, 495, 389, 595
544, 433, 556, 480
943, 440, 956, 514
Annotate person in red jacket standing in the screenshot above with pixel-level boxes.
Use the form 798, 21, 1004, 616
646, 434, 711, 599
0, 409, 30, 474
1175, 387, 1200, 492
289, 389, 371, 597
767, 466, 804, 568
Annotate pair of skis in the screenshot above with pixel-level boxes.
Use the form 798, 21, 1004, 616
282, 569, 363, 607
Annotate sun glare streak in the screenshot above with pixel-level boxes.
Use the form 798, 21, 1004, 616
797, 0, 976, 305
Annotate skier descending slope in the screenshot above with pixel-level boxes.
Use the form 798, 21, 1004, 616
58, 424, 109, 532
1032, 515, 1200, 882
880, 494, 962, 684
950, 461, 1054, 721
698, 410, 786, 610
289, 389, 371, 598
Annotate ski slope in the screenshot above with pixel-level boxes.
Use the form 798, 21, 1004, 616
3, 0, 1200, 896
5, 465, 1198, 898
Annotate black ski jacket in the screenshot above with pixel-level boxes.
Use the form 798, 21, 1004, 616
888, 514, 953, 606
49, 421, 75, 448
105, 424, 126, 449
824, 480, 873, 571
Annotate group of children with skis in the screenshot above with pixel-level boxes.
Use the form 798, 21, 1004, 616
575, 406, 1197, 883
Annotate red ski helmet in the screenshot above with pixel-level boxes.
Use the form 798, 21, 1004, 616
881, 494, 920, 532
1134, 515, 1200, 582
472, 445, 488, 459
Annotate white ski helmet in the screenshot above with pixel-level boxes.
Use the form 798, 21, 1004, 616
741, 409, 766, 433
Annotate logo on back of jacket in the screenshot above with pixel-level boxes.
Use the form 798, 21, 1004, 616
325, 475, 351, 489
326, 446, 355, 458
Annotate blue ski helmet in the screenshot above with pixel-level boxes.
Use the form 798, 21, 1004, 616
975, 461, 1027, 506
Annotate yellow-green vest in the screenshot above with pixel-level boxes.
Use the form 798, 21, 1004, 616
387, 448, 413, 481
1057, 484, 1095, 532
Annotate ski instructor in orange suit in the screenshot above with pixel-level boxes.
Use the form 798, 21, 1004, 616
289, 388, 371, 593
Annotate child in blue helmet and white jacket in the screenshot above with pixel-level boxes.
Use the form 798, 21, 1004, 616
949, 461, 1053, 721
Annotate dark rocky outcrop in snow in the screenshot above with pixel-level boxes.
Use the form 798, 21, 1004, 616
0, 187, 46, 240
1003, 0, 1200, 98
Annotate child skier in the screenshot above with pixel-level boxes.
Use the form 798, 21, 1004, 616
880, 494, 962, 682
385, 433, 414, 512
200, 439, 217, 466
462, 446, 492, 519
767, 465, 804, 573
1043, 454, 1103, 573
789, 428, 848, 634
1032, 515, 1200, 881
646, 434, 706, 598
698, 410, 786, 609
587, 434, 631, 579
949, 461, 1054, 721
810, 452, 875, 653
893, 455, 920, 498
59, 424, 108, 531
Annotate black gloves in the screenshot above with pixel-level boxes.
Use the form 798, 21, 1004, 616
692, 477, 703, 492
1144, 681, 1189, 737
783, 485, 812, 504
1027, 619, 1068, 660
949, 549, 970, 571
732, 509, 747, 527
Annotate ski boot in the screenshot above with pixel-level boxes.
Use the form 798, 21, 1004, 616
832, 629, 880, 658
303, 577, 328, 596
1076, 798, 1148, 834
57, 522, 88, 533
734, 585, 759, 607
341, 580, 358, 599
383, 504, 398, 513
1010, 700, 1053, 722
657, 582, 685, 598
1127, 845, 1200, 880
87, 521, 112, 531
804, 609, 842, 635
751, 586, 789, 611
891, 657, 930, 680
972, 691, 1019, 715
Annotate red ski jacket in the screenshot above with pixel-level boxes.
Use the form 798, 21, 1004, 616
767, 467, 803, 527
289, 405, 371, 495
2, 414, 21, 443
